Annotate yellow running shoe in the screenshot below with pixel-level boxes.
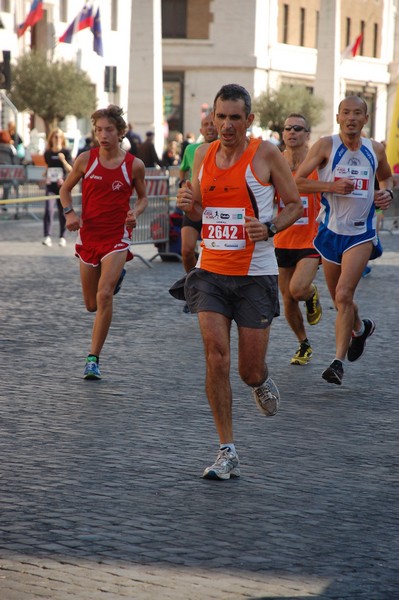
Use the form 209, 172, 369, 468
305, 284, 322, 325
291, 342, 313, 365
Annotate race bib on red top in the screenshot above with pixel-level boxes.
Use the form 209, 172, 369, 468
202, 207, 246, 250
334, 164, 370, 199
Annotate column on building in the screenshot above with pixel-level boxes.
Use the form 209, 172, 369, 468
313, 0, 341, 138
128, 0, 164, 156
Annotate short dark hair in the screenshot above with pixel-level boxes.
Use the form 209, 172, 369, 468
91, 105, 127, 139
213, 84, 252, 117
285, 113, 310, 131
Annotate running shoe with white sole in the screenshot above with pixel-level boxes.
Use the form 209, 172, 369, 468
347, 319, 375, 362
83, 357, 101, 380
321, 360, 344, 385
202, 447, 240, 480
291, 342, 313, 365
42, 236, 52, 247
305, 284, 322, 326
252, 377, 280, 416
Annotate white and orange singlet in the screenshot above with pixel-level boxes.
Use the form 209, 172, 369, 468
197, 138, 277, 276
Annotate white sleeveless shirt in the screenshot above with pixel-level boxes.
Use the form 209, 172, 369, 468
317, 135, 377, 236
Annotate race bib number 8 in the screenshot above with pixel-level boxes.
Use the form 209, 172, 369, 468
202, 207, 246, 250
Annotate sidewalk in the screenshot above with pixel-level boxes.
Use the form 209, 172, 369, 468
0, 219, 398, 599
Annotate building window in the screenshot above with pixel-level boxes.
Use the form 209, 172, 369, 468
59, 0, 67, 22
360, 20, 365, 55
111, 0, 118, 31
283, 4, 289, 44
163, 72, 184, 133
0, 0, 11, 11
162, 0, 187, 39
299, 8, 305, 46
346, 17, 351, 47
373, 23, 378, 58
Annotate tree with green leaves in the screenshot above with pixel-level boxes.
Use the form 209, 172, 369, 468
253, 84, 325, 136
9, 52, 97, 135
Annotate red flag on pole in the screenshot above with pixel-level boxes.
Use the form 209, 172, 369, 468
17, 0, 44, 37
341, 33, 363, 60
59, 4, 94, 44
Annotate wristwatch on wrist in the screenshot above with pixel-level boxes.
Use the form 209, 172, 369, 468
386, 189, 394, 199
264, 221, 278, 238
63, 206, 74, 215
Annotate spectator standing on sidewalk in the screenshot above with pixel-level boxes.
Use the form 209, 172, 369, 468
60, 105, 148, 380
43, 128, 73, 247
175, 84, 303, 480
162, 140, 180, 167
125, 122, 141, 156
137, 131, 163, 168
274, 114, 322, 366
295, 96, 393, 385
0, 131, 19, 210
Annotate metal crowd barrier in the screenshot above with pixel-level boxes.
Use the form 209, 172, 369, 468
131, 168, 182, 266
0, 164, 182, 267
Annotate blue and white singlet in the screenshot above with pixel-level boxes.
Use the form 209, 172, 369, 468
317, 135, 377, 237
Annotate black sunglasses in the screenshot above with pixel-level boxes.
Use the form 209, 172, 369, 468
283, 125, 308, 132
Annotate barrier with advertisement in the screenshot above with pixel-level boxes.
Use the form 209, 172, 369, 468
0, 164, 183, 263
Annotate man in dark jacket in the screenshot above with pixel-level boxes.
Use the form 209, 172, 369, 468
137, 131, 163, 168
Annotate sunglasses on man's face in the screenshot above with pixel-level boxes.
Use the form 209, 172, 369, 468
283, 125, 308, 132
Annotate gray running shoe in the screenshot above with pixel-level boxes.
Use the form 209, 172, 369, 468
252, 377, 280, 416
202, 448, 240, 480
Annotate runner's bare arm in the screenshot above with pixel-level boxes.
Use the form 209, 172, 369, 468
59, 152, 89, 209
295, 137, 354, 195
125, 158, 148, 229
131, 158, 148, 217
267, 144, 303, 231
59, 153, 90, 231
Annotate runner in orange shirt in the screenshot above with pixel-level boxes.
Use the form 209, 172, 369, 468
274, 114, 322, 366
175, 84, 303, 480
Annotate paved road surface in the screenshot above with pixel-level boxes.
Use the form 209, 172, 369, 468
0, 218, 398, 599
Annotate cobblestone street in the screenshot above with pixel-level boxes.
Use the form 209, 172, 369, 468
0, 218, 398, 599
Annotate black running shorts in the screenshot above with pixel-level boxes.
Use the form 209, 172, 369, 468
185, 268, 280, 329
275, 247, 321, 269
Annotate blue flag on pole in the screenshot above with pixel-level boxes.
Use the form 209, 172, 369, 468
91, 7, 104, 57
